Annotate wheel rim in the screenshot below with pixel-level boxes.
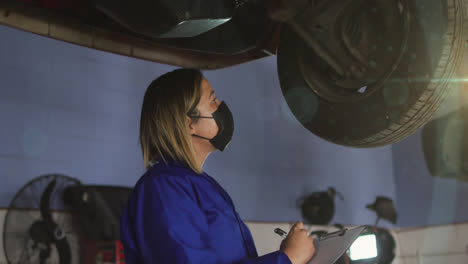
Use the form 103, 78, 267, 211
289, 0, 411, 103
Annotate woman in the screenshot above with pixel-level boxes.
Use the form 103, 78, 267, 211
120, 68, 316, 264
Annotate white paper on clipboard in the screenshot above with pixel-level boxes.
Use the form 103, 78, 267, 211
308, 226, 367, 264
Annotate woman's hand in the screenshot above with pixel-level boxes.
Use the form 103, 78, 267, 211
280, 222, 316, 264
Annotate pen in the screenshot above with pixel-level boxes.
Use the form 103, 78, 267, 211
274, 228, 288, 239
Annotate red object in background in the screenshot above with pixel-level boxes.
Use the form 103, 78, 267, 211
81, 234, 126, 264
115, 240, 126, 264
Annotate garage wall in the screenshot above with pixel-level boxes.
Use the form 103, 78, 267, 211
1, 209, 467, 264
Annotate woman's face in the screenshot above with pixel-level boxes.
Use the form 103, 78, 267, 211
188, 77, 221, 147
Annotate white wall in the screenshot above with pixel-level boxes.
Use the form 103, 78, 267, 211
393, 222, 468, 264
247, 221, 468, 264
1, 209, 467, 264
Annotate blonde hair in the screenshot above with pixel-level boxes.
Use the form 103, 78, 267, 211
139, 68, 204, 174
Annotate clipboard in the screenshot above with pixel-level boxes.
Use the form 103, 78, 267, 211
308, 226, 367, 264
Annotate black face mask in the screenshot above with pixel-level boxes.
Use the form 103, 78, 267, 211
189, 101, 234, 151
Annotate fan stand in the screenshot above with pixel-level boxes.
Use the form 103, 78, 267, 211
375, 216, 381, 226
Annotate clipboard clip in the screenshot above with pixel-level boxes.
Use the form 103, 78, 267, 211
317, 228, 347, 241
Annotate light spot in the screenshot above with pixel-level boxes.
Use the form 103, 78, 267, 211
398, 2, 404, 14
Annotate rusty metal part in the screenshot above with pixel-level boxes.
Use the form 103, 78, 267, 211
282, 0, 411, 103
0, 0, 277, 70
266, 0, 308, 23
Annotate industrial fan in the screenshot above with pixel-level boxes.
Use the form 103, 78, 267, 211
3, 174, 82, 264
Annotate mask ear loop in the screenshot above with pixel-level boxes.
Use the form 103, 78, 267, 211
188, 116, 214, 119
191, 134, 213, 140
188, 115, 216, 140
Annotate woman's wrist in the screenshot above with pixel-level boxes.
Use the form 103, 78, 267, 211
282, 249, 299, 264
